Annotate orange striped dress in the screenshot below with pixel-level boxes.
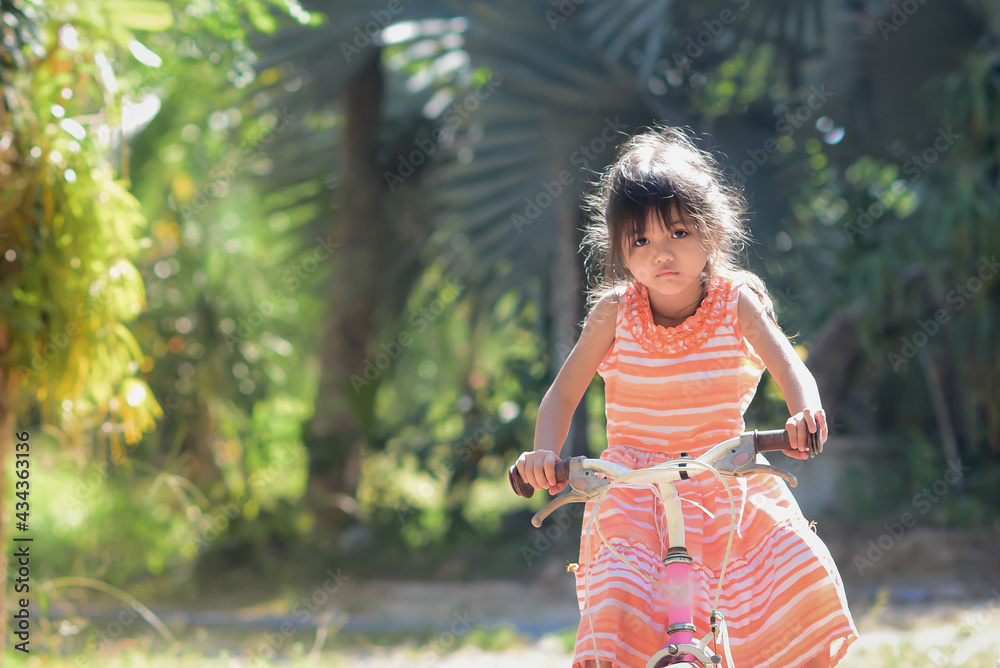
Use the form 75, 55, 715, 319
573, 273, 858, 668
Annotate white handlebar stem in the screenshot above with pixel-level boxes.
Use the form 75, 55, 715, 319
580, 434, 744, 484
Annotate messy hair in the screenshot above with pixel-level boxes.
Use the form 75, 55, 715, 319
580, 124, 781, 329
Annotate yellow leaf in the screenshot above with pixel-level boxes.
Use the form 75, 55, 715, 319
172, 173, 195, 203
102, 0, 175, 32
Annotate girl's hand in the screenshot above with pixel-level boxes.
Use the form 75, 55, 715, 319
784, 409, 828, 459
515, 450, 569, 495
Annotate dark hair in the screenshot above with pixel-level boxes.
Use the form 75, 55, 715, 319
581, 124, 782, 329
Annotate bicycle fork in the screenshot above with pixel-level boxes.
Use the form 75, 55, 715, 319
646, 481, 726, 668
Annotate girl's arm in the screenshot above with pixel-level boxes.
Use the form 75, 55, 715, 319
515, 290, 618, 493
737, 285, 828, 459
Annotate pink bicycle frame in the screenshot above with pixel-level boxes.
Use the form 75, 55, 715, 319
658, 480, 699, 664
510, 430, 810, 667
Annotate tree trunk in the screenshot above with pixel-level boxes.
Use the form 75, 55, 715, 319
919, 347, 964, 492
552, 181, 589, 458
303, 51, 385, 535
805, 306, 864, 434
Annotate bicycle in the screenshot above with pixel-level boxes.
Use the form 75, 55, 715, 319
508, 429, 821, 668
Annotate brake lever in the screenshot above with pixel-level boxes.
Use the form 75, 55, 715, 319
734, 463, 797, 487
530, 457, 610, 527
705, 433, 798, 487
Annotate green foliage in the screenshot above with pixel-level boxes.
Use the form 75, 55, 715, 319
12, 414, 314, 595
723, 27, 1000, 535
463, 623, 527, 652
354, 272, 548, 548
0, 0, 168, 450
115, 0, 328, 569
782, 36, 1000, 485
2, 0, 326, 597
24, 445, 198, 591
693, 45, 782, 118
7, 0, 1000, 596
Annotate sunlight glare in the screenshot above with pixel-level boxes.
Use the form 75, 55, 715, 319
129, 39, 163, 67
126, 383, 147, 407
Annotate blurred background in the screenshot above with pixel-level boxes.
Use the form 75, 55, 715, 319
1, 0, 999, 665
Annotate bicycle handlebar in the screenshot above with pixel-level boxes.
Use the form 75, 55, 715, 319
509, 429, 814, 499
752, 429, 803, 454
509, 459, 564, 499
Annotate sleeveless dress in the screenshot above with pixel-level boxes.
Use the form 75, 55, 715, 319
572, 273, 858, 668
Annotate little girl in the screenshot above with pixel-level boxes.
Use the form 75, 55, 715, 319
515, 126, 858, 667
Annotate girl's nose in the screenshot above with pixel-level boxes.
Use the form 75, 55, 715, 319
655, 240, 674, 261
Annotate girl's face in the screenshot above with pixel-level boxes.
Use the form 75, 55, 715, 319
622, 209, 708, 293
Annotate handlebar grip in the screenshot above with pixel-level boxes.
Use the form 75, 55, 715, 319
752, 429, 800, 455
753, 429, 792, 452
508, 459, 571, 499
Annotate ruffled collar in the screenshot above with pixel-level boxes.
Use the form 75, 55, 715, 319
624, 274, 729, 356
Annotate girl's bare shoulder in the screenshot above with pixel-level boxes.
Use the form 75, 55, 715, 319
589, 284, 629, 323
599, 283, 630, 305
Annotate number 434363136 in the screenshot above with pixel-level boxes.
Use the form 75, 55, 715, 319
15, 431, 30, 529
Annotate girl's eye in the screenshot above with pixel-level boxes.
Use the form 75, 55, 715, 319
634, 237, 649, 247
672, 229, 688, 238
